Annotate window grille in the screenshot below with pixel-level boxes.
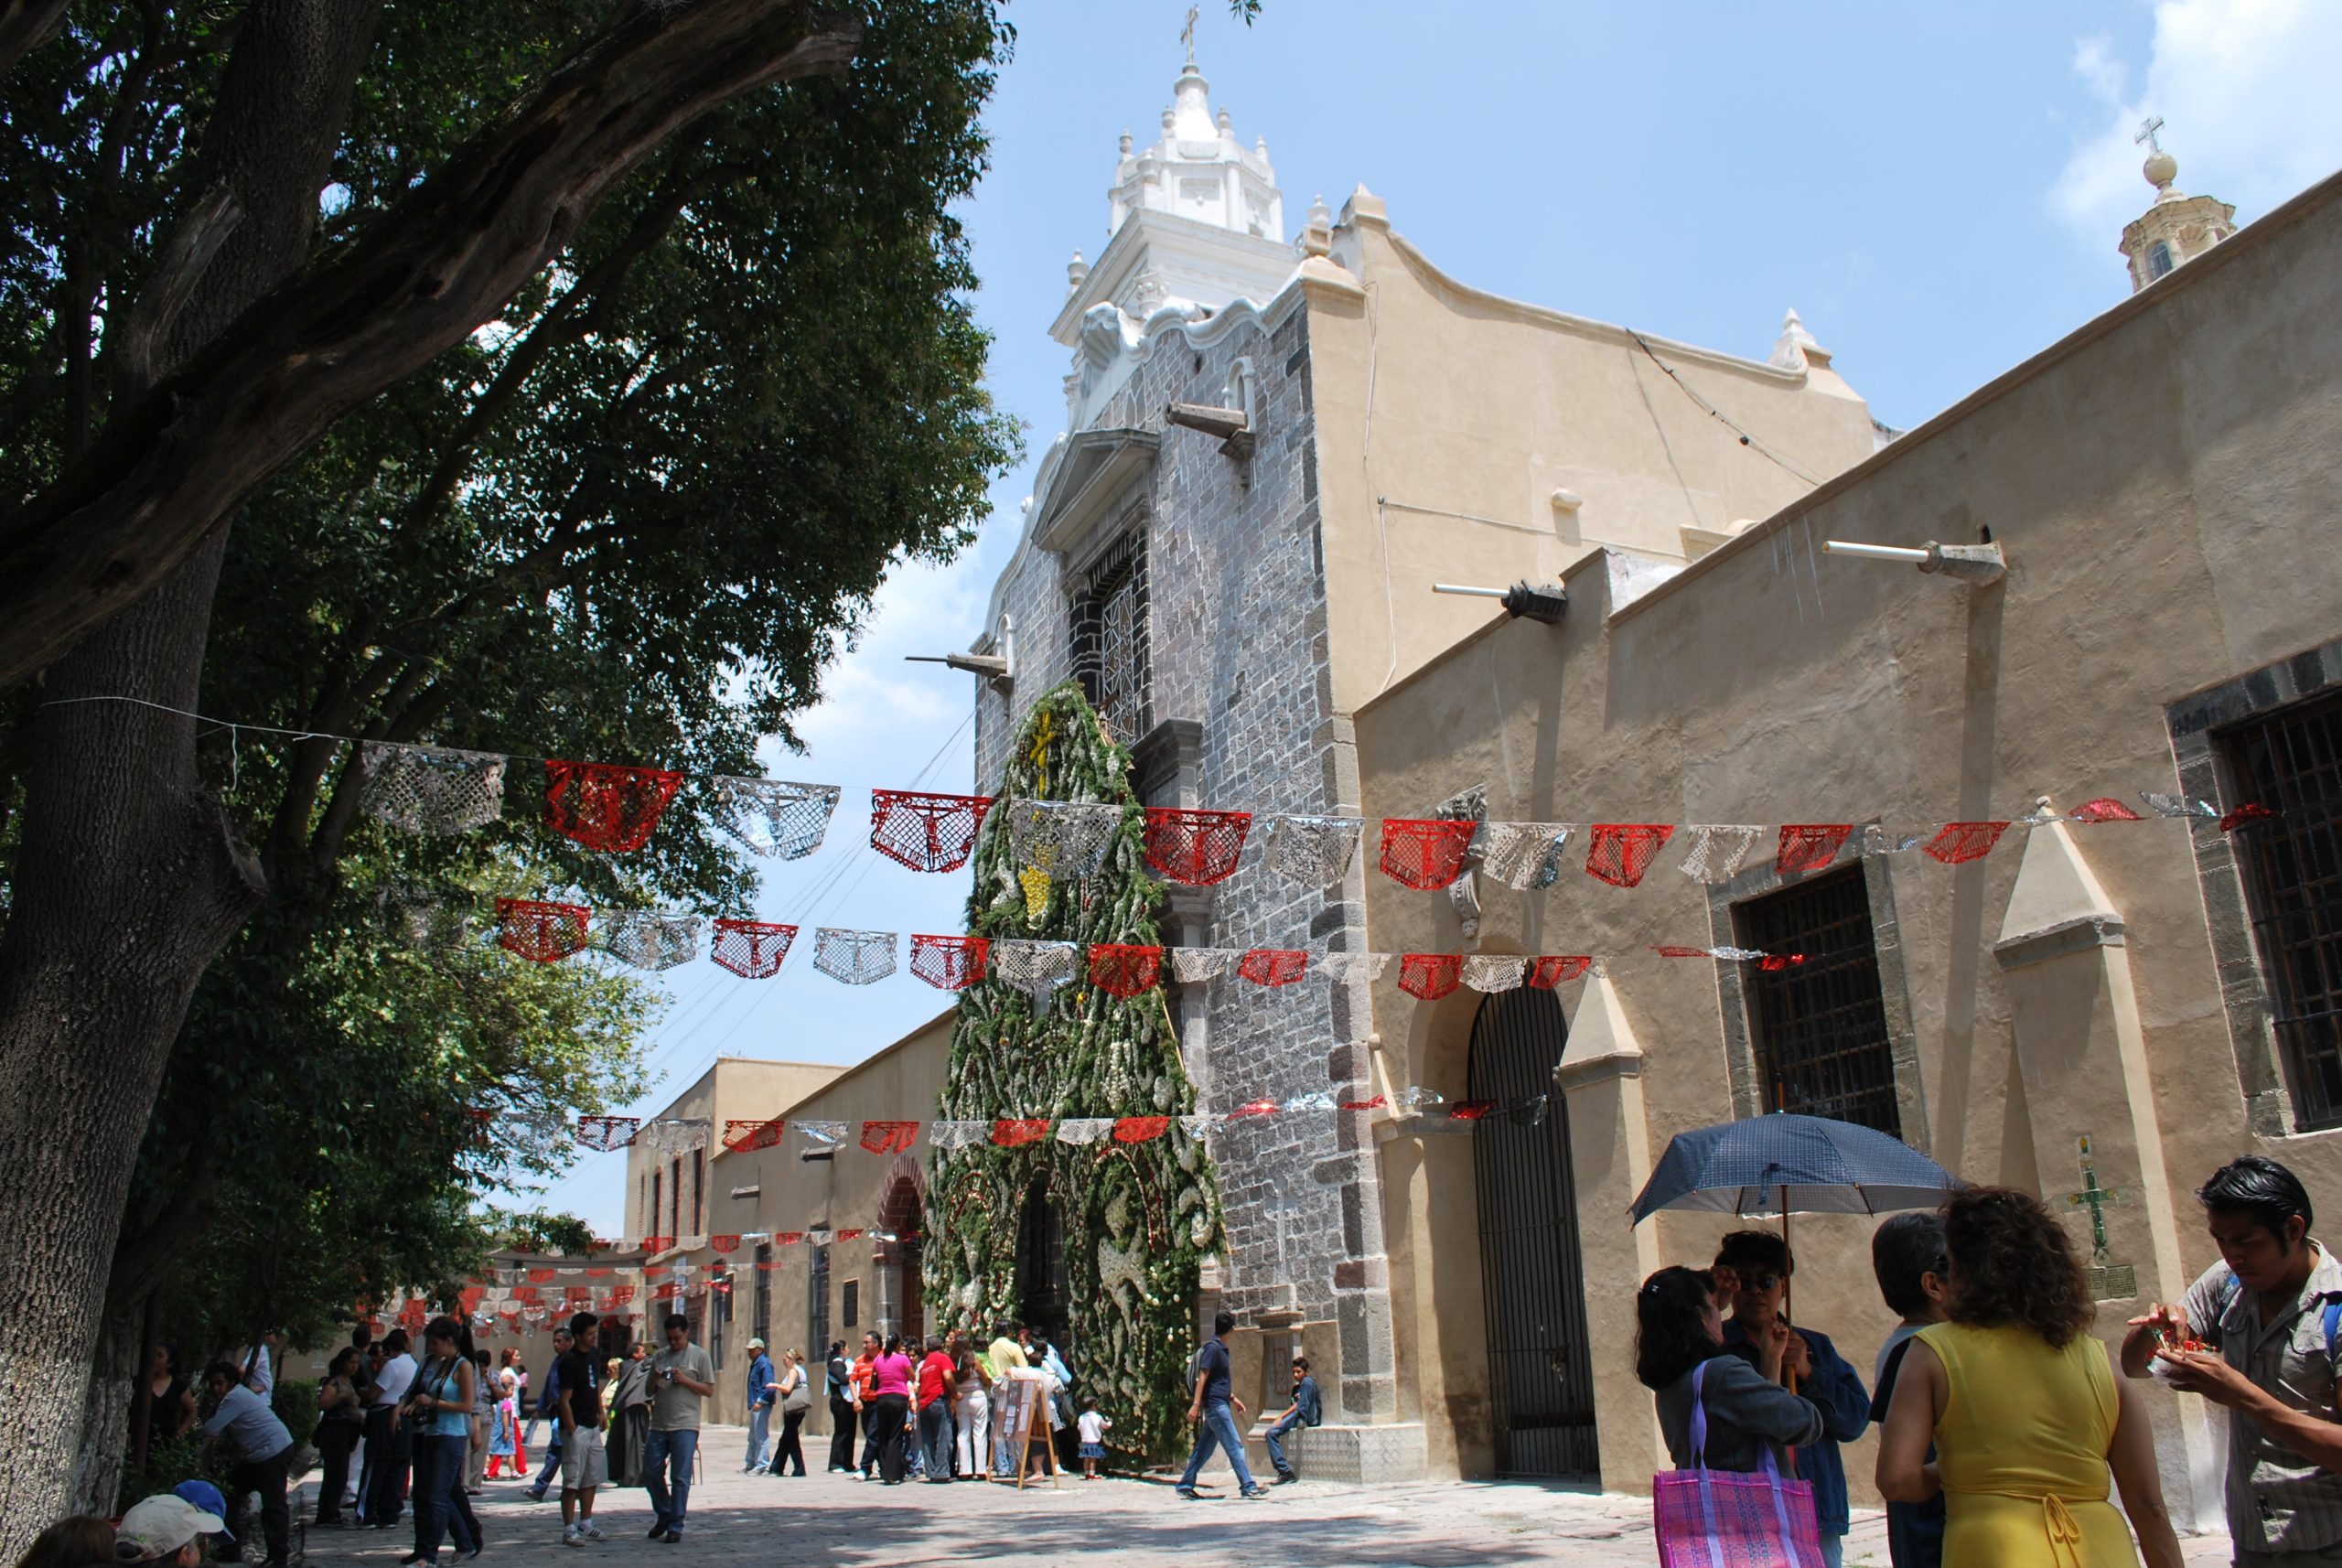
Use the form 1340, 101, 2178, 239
1069, 531, 1151, 738
842, 1277, 860, 1332
752, 1243, 772, 1349
808, 1245, 831, 1355
691, 1149, 704, 1237
2223, 690, 2342, 1130
1735, 865, 1901, 1135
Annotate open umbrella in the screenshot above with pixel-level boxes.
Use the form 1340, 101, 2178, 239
1630, 1112, 1956, 1223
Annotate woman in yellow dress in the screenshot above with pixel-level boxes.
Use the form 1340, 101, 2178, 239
1877, 1187, 2182, 1568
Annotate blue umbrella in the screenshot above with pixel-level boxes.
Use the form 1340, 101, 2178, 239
1629, 1112, 1957, 1223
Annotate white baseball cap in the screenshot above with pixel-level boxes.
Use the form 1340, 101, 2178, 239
115, 1495, 225, 1562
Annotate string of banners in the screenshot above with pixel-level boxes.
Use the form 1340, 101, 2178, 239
503, 917, 1797, 989
577, 1084, 1541, 1157
353, 740, 2271, 886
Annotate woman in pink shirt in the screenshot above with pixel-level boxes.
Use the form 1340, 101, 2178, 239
870, 1334, 916, 1485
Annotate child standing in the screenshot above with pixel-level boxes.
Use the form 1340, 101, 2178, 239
1868, 1212, 1950, 1568
1075, 1398, 1112, 1479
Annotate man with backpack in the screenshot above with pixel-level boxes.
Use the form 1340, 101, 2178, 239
2124, 1156, 2342, 1565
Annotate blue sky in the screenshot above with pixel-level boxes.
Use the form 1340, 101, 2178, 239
540, 0, 2342, 1234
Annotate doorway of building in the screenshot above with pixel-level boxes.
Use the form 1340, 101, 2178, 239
1014, 1176, 1069, 1353
877, 1165, 926, 1344
1469, 984, 1600, 1477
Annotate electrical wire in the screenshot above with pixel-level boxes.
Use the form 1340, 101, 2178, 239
1626, 330, 1828, 488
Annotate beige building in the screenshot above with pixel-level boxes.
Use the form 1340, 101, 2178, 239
1350, 165, 2337, 1519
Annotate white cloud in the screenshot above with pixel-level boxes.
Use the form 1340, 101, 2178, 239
2053, 0, 2342, 241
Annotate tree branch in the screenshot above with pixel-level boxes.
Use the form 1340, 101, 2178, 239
110, 185, 245, 409
0, 0, 862, 689
0, 0, 69, 80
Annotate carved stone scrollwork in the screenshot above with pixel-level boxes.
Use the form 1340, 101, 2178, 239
1438, 786, 1489, 942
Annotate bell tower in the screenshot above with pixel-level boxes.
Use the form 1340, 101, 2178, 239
2118, 119, 2239, 293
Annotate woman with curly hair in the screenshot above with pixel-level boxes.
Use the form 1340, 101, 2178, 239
1877, 1187, 2182, 1567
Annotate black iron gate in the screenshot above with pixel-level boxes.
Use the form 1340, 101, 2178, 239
1470, 985, 1600, 1477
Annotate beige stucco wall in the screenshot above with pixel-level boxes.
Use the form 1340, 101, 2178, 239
1303, 191, 1882, 716
622, 1057, 845, 1240
650, 1015, 956, 1430
1351, 167, 2342, 1501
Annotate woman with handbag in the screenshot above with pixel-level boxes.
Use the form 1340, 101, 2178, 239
403, 1316, 483, 1563
1877, 1187, 2183, 1568
1638, 1266, 1828, 1565
766, 1348, 812, 1476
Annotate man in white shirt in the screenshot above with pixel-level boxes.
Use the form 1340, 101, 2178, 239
364, 1329, 418, 1528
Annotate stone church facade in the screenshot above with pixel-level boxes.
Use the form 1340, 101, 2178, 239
962, 46, 1880, 1480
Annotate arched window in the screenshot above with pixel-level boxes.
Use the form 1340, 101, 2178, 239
2148, 241, 2175, 280
1014, 1178, 1069, 1352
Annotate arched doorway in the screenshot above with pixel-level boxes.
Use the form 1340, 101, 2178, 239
876, 1162, 926, 1344
1014, 1176, 1069, 1353
1469, 984, 1599, 1477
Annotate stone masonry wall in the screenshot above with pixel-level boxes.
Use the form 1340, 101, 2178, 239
972, 295, 1397, 1423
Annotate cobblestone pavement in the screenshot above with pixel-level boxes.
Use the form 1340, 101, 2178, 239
295, 1425, 2235, 1567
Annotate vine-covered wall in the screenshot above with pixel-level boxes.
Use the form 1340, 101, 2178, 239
926, 682, 1224, 1461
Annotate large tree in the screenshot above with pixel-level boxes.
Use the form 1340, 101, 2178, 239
0, 0, 1013, 1537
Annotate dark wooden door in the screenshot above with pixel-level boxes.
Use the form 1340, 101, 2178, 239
1469, 985, 1600, 1477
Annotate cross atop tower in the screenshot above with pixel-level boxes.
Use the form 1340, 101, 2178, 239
1181, 5, 1199, 65
2134, 115, 2165, 153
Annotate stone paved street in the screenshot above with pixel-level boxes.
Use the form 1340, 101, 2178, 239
292, 1425, 2236, 1567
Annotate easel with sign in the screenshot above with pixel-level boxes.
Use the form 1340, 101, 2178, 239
992, 1370, 1061, 1488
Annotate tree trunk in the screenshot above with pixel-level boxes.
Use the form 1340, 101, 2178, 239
0, 0, 69, 80
0, 1, 380, 1544
72, 1294, 146, 1517
0, 536, 266, 1546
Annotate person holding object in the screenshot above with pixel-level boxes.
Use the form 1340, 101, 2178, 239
1880, 1187, 2181, 1568
554, 1313, 608, 1549
644, 1312, 715, 1541
741, 1337, 777, 1473
2122, 1156, 2342, 1567
1713, 1230, 1870, 1568
1175, 1311, 1263, 1500
401, 1318, 482, 1563
1263, 1357, 1323, 1485
1638, 1267, 1825, 1478
766, 1348, 811, 1477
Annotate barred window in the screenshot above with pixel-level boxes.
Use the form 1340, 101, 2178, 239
841, 1277, 860, 1332
2223, 690, 2342, 1130
1069, 531, 1150, 738
1735, 865, 1901, 1135
808, 1244, 830, 1355
752, 1242, 772, 1349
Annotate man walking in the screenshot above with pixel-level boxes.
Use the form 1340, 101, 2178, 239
645, 1311, 715, 1542
1262, 1356, 1323, 1484
555, 1313, 607, 1549
1176, 1312, 1264, 1500
364, 1329, 417, 1529
2126, 1156, 2342, 1568
525, 1326, 571, 1504
742, 1336, 777, 1472
200, 1359, 295, 1565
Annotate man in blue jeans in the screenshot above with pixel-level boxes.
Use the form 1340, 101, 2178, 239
741, 1337, 776, 1472
1262, 1355, 1323, 1484
644, 1312, 715, 1542
1176, 1311, 1264, 1500
525, 1326, 570, 1504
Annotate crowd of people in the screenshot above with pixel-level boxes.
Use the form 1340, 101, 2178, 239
1636, 1154, 2342, 1568
38, 1149, 2341, 1567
